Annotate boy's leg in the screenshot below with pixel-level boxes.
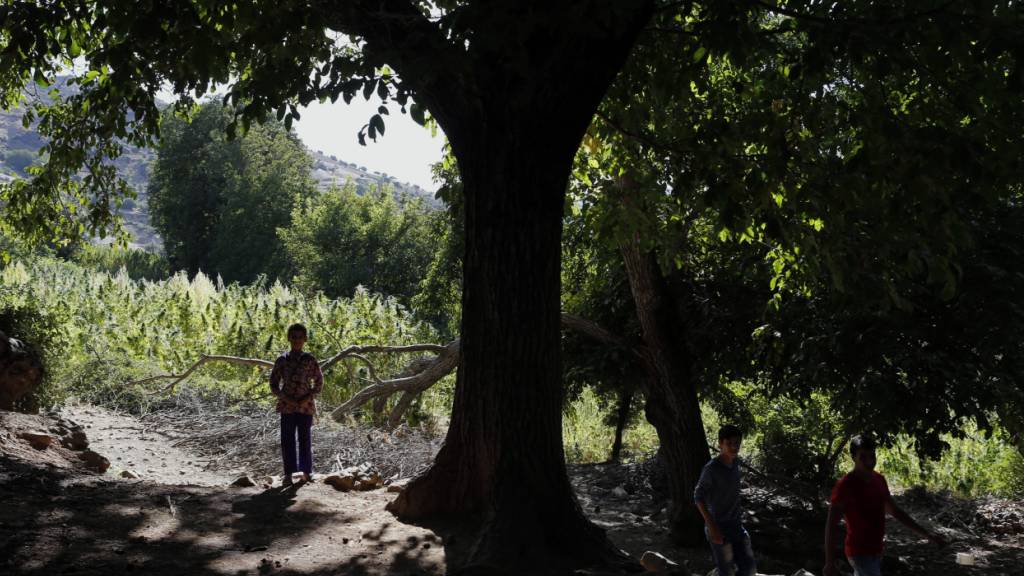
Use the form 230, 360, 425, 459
728, 525, 756, 576
848, 556, 882, 576
296, 413, 314, 476
280, 413, 298, 477
705, 526, 736, 576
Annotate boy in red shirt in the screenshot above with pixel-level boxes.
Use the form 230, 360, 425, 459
824, 435, 946, 576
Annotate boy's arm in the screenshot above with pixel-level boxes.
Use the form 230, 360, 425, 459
823, 500, 845, 576
695, 500, 723, 544
269, 359, 283, 396
693, 466, 721, 544
885, 495, 947, 547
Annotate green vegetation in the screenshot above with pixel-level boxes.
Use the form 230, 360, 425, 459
148, 103, 317, 283
0, 257, 441, 415
279, 181, 436, 304
71, 244, 170, 281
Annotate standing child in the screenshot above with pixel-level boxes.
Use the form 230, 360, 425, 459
269, 323, 324, 486
824, 434, 946, 576
694, 424, 756, 576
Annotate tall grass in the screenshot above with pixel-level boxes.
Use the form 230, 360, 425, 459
0, 257, 439, 412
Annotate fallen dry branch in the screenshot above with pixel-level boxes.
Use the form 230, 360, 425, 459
129, 340, 458, 428
132, 355, 275, 395
329, 340, 460, 428
130, 314, 619, 428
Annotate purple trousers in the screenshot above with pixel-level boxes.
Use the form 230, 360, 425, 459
280, 412, 313, 476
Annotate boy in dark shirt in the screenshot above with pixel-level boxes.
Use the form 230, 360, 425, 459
694, 424, 756, 576
824, 435, 946, 576
269, 323, 324, 486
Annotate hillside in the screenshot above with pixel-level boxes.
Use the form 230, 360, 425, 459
0, 83, 434, 251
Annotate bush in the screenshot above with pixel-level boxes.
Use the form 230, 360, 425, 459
877, 424, 1024, 498
1, 257, 439, 418
72, 243, 170, 281
0, 283, 69, 408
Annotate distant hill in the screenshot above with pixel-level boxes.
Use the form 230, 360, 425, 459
0, 81, 435, 251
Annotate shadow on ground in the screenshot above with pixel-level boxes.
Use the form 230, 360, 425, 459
0, 456, 445, 575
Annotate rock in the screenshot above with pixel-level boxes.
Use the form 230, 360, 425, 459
78, 450, 110, 473
231, 475, 257, 487
611, 486, 629, 498
121, 469, 141, 479
323, 474, 356, 492
0, 331, 44, 412
60, 430, 89, 450
386, 478, 411, 493
640, 551, 679, 572
791, 570, 817, 576
355, 473, 384, 491
18, 431, 54, 450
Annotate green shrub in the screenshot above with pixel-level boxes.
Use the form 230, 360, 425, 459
0, 284, 69, 409
72, 244, 170, 281
562, 387, 659, 463
877, 424, 1024, 498
0, 257, 438, 416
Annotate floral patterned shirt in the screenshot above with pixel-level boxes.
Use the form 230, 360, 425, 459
269, 350, 324, 415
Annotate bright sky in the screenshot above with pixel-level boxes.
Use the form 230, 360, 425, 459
293, 98, 446, 191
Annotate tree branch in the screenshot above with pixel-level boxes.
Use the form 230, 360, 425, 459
132, 355, 275, 395
320, 343, 449, 372
329, 340, 460, 423
317, 0, 474, 131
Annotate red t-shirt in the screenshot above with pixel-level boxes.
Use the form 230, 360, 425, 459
831, 471, 890, 557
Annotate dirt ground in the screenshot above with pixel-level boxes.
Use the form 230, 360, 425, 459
1, 404, 1022, 575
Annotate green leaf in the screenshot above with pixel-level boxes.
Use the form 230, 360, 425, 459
369, 114, 385, 138
409, 103, 426, 125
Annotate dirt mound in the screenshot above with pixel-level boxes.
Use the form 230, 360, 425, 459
0, 409, 108, 474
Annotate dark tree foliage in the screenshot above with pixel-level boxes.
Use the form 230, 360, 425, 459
148, 102, 316, 283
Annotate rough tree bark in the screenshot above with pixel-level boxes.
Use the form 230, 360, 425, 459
382, 7, 656, 573
609, 387, 633, 463
620, 237, 710, 546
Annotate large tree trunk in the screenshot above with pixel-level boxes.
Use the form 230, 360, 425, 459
385, 2, 655, 569
389, 137, 632, 573
383, 3, 656, 572
620, 239, 711, 546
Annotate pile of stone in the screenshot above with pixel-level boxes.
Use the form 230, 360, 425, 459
322, 462, 389, 492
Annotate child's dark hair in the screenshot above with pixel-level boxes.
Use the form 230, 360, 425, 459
849, 434, 876, 457
718, 424, 742, 442
287, 323, 308, 338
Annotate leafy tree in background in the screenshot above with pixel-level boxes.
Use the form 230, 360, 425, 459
279, 181, 435, 304
410, 151, 463, 340
148, 102, 316, 283
147, 103, 237, 277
